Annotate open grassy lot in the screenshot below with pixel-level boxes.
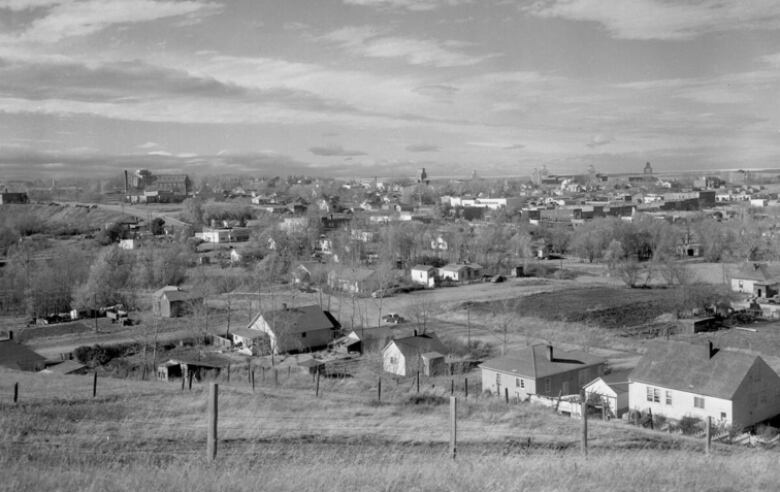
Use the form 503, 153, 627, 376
1, 366, 778, 491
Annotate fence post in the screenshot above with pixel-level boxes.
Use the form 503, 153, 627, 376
315, 368, 321, 397
451, 379, 454, 396
706, 416, 712, 455
416, 371, 420, 393
450, 396, 457, 460
581, 391, 588, 457
207, 383, 218, 460
464, 378, 468, 399
251, 369, 255, 393
377, 378, 381, 402
505, 388, 509, 404
226, 363, 230, 383
13, 382, 18, 403
188, 371, 193, 391
288, 366, 291, 379
648, 408, 654, 430
181, 374, 185, 391
274, 369, 278, 387
92, 372, 97, 398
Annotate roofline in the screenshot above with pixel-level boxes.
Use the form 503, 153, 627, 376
627, 377, 737, 401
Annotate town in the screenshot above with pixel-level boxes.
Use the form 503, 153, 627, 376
4, 164, 780, 470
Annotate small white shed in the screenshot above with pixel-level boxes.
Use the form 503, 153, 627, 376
583, 370, 630, 418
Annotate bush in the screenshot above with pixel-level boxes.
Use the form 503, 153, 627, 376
74, 343, 139, 367
402, 394, 448, 407
679, 416, 702, 435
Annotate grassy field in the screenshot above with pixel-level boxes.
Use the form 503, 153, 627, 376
1, 366, 777, 491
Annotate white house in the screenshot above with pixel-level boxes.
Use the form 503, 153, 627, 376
729, 263, 780, 299
382, 333, 447, 377
628, 341, 780, 430
410, 265, 437, 288
247, 304, 340, 354
438, 263, 482, 283
584, 370, 631, 418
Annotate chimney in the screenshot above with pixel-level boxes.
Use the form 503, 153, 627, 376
413, 329, 418, 337
547, 345, 553, 361
124, 170, 129, 195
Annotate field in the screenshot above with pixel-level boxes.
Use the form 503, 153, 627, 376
3, 366, 779, 491
0, 203, 132, 235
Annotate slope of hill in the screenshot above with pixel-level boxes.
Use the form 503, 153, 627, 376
0, 203, 132, 235
1, 367, 778, 491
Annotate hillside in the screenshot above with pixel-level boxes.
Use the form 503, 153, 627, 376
2, 367, 778, 491
0, 203, 132, 236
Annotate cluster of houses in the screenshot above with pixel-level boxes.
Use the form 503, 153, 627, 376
478, 340, 780, 432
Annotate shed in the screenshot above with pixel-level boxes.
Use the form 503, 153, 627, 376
43, 359, 88, 375
382, 333, 448, 377
152, 286, 203, 318
583, 370, 631, 418
421, 351, 446, 377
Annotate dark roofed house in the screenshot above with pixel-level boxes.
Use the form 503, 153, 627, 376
0, 338, 46, 371
0, 192, 29, 205
152, 286, 203, 318
628, 341, 780, 430
247, 304, 340, 354
382, 332, 448, 376
156, 354, 230, 382
729, 262, 780, 298
480, 344, 606, 399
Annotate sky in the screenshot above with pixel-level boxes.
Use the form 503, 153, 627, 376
1, 0, 780, 180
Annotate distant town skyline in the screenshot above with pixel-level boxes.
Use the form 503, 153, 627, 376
1, 0, 780, 179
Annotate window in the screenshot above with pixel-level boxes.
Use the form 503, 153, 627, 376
694, 396, 705, 409
665, 390, 672, 405
301, 332, 307, 338
520, 379, 525, 389
646, 386, 660, 403
389, 357, 397, 364
721, 412, 727, 419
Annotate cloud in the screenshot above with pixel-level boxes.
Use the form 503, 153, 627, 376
321, 26, 494, 67
586, 134, 614, 147
137, 141, 160, 149
309, 144, 367, 156
406, 143, 440, 152
525, 0, 780, 40
0, 0, 59, 11
14, 0, 223, 43
342, 0, 469, 11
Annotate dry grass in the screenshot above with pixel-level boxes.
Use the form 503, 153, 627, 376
2, 366, 777, 491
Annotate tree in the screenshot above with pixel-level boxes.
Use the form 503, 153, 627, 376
149, 217, 166, 236
73, 247, 135, 312
181, 198, 204, 225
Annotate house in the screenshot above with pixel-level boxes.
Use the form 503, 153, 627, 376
247, 304, 340, 354
628, 341, 780, 430
729, 263, 780, 298
480, 345, 606, 400
195, 227, 251, 244
118, 238, 141, 250
327, 267, 380, 296
583, 369, 631, 418
0, 337, 46, 371
382, 332, 448, 377
410, 265, 437, 288
152, 286, 203, 318
438, 263, 483, 284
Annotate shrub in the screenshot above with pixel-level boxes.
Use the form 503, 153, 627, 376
402, 394, 448, 407
679, 416, 702, 435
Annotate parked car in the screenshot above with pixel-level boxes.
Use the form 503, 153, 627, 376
382, 313, 406, 324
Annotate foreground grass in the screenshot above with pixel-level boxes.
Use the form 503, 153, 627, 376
2, 368, 778, 491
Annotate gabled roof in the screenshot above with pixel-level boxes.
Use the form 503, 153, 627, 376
480, 345, 606, 379
153, 286, 201, 303
0, 340, 46, 371
411, 264, 436, 272
629, 341, 761, 400
585, 369, 631, 395
731, 263, 780, 284
386, 333, 447, 358
251, 304, 339, 334
439, 264, 468, 272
